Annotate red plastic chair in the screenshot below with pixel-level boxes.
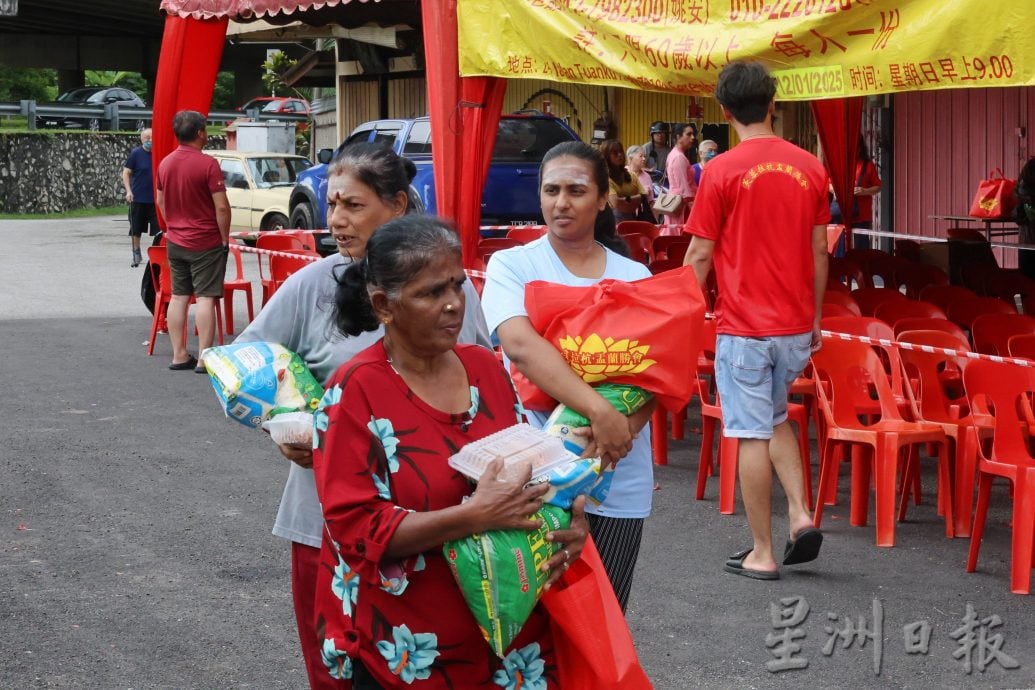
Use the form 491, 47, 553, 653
828, 257, 869, 291
873, 299, 946, 326
822, 291, 861, 315
919, 285, 978, 314
1007, 333, 1035, 360
223, 244, 254, 336
897, 263, 950, 300
959, 262, 1003, 296
476, 237, 521, 261
652, 236, 690, 262
821, 303, 858, 319
970, 313, 1035, 356
811, 337, 952, 547
505, 226, 547, 244
946, 296, 1017, 333
963, 360, 1035, 594
616, 220, 660, 240
256, 234, 319, 306
621, 233, 654, 264
897, 329, 980, 536
647, 258, 682, 275
850, 287, 908, 318
269, 252, 317, 296
984, 269, 1035, 304
894, 239, 923, 263
146, 245, 223, 356
892, 317, 968, 344
859, 253, 911, 291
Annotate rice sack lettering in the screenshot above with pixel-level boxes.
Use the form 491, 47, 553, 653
201, 342, 323, 429
444, 504, 570, 658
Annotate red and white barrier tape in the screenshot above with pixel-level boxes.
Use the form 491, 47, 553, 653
820, 330, 1035, 368
234, 245, 321, 262
479, 225, 548, 231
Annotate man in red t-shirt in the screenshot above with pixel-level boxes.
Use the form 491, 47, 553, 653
684, 61, 830, 580
156, 110, 231, 372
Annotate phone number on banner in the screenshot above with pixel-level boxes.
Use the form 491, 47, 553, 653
773, 65, 845, 99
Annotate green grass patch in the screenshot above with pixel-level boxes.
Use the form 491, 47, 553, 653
0, 204, 129, 220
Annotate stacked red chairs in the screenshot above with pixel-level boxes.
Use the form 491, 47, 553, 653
873, 299, 946, 327
892, 317, 968, 344
897, 263, 949, 300
256, 234, 319, 306
811, 337, 953, 547
850, 286, 908, 317
621, 233, 654, 264
970, 313, 1035, 356
1007, 334, 1035, 359
919, 285, 979, 315
223, 244, 254, 336
963, 360, 1035, 594
828, 256, 869, 291
146, 245, 224, 356
616, 220, 661, 239
653, 235, 690, 262
946, 296, 1017, 333
505, 226, 547, 244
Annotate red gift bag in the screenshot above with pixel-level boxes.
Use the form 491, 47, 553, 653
541, 538, 653, 690
969, 168, 1017, 219
515, 265, 706, 412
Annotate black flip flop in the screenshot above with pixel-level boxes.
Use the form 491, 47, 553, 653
169, 355, 198, 371
724, 548, 780, 580
783, 528, 824, 566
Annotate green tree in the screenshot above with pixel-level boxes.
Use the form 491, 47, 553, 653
211, 71, 235, 110
0, 67, 57, 101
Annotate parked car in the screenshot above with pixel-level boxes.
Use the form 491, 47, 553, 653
288, 114, 581, 240
205, 150, 313, 232
36, 87, 147, 131
238, 97, 311, 116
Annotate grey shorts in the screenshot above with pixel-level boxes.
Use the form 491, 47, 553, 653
166, 241, 228, 298
714, 332, 812, 440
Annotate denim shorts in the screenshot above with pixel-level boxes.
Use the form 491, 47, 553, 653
714, 332, 813, 439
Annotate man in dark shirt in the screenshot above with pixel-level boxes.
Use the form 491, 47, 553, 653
122, 128, 159, 267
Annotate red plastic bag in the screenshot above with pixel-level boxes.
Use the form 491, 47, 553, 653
515, 265, 706, 412
969, 168, 1016, 219
541, 538, 653, 689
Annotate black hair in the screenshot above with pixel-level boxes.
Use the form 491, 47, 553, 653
328, 142, 417, 209
856, 134, 873, 164
539, 141, 628, 257
172, 110, 206, 143
598, 139, 632, 186
333, 215, 462, 336
714, 61, 777, 126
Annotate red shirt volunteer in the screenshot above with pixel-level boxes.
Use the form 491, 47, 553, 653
686, 138, 830, 336
156, 146, 226, 251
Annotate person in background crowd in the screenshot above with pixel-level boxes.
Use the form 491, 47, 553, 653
692, 139, 719, 187
1014, 156, 1035, 280
235, 143, 490, 690
684, 60, 829, 581
155, 110, 230, 372
680, 122, 700, 165
122, 128, 159, 267
626, 144, 656, 220
313, 215, 588, 688
482, 141, 656, 612
851, 135, 881, 250
599, 139, 646, 224
664, 123, 698, 228
642, 120, 672, 184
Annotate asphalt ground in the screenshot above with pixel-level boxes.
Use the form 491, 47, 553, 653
1, 216, 1033, 689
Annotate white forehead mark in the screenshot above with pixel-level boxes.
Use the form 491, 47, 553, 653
542, 162, 592, 188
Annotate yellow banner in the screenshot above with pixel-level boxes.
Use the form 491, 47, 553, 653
457, 1, 1035, 100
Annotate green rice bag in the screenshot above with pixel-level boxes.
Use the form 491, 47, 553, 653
444, 504, 570, 657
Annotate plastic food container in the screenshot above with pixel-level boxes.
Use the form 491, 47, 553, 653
262, 411, 314, 448
448, 423, 577, 482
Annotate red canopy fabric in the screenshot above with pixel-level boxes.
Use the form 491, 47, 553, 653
811, 97, 863, 238
151, 14, 229, 227
160, 0, 364, 20
421, 0, 505, 267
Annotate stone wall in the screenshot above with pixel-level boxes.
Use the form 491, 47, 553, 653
0, 133, 226, 214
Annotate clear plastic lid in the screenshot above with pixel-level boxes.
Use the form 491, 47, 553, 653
448, 423, 578, 482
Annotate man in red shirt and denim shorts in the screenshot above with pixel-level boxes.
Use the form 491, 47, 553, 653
156, 110, 231, 372
684, 61, 830, 580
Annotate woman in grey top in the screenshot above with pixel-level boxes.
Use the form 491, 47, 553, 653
235, 143, 489, 689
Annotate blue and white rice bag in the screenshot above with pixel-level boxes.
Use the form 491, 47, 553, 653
201, 342, 323, 428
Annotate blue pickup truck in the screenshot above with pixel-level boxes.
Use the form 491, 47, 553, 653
288, 114, 581, 236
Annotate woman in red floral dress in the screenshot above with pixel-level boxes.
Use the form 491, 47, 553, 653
312, 216, 589, 689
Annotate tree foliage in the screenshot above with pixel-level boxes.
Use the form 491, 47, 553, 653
212, 72, 235, 110
0, 67, 57, 102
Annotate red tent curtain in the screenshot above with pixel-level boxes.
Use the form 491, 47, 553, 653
811, 97, 863, 246
152, 14, 230, 226
422, 0, 505, 267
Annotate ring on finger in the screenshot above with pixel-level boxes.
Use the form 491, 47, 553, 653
561, 548, 571, 561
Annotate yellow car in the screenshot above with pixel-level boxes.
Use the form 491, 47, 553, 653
205, 150, 312, 232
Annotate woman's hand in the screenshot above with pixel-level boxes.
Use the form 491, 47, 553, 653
586, 402, 634, 469
542, 496, 589, 590
276, 442, 314, 469
466, 458, 550, 532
